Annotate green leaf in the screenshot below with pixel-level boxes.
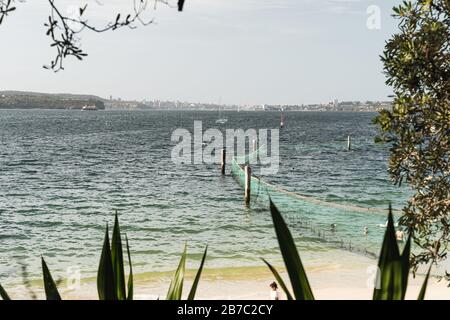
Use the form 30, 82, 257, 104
41, 257, 61, 300
166, 244, 187, 300
417, 264, 432, 300
269, 199, 314, 300
97, 223, 117, 300
111, 211, 126, 300
187, 246, 208, 300
373, 205, 405, 300
400, 233, 412, 299
0, 283, 11, 300
262, 258, 293, 300
125, 234, 133, 300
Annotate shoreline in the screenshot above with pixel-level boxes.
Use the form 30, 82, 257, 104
5, 252, 448, 300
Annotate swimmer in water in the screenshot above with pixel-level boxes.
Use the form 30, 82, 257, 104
330, 223, 337, 232
396, 227, 405, 242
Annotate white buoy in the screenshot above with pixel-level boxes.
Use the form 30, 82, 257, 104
252, 139, 257, 152
347, 135, 351, 151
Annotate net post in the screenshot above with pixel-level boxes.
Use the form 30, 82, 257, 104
221, 148, 226, 175
244, 165, 251, 205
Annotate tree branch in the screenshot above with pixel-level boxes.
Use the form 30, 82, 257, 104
1, 0, 186, 71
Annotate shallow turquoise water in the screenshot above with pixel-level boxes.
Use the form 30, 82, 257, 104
0, 110, 411, 285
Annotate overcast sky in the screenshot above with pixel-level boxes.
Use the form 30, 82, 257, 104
0, 0, 401, 105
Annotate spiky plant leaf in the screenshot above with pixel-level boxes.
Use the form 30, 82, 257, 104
166, 244, 187, 300
41, 257, 61, 300
0, 283, 11, 300
97, 224, 117, 300
125, 234, 133, 300
187, 246, 208, 300
418, 264, 432, 300
399, 233, 412, 299
269, 199, 314, 300
373, 205, 405, 300
111, 211, 126, 300
262, 258, 293, 300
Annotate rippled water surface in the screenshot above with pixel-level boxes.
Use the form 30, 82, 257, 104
0, 110, 411, 284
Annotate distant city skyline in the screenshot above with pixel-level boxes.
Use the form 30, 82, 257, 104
0, 0, 401, 105
0, 89, 392, 112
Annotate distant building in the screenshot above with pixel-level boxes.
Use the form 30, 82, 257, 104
333, 99, 339, 108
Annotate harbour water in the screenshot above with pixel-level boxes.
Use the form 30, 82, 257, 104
0, 110, 412, 287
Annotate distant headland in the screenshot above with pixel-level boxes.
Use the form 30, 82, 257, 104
0, 91, 105, 110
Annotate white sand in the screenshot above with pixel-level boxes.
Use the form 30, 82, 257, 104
7, 252, 449, 300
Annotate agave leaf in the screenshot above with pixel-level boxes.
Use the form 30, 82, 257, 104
373, 205, 404, 300
187, 246, 208, 300
417, 264, 432, 300
377, 261, 404, 300
125, 234, 133, 300
41, 257, 61, 300
111, 211, 126, 300
262, 258, 293, 300
269, 199, 314, 300
0, 283, 11, 300
97, 223, 117, 300
399, 232, 412, 299
166, 244, 187, 300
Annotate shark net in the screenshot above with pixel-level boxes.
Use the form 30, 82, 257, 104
230, 145, 396, 259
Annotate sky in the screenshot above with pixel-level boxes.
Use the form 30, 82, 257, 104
0, 0, 402, 105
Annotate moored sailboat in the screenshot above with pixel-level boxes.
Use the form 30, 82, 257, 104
215, 104, 228, 124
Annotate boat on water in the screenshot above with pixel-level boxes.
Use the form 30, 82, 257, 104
215, 104, 227, 124
81, 105, 98, 111
280, 111, 285, 128
215, 118, 228, 124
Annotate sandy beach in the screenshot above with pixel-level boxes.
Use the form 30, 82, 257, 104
6, 251, 448, 300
